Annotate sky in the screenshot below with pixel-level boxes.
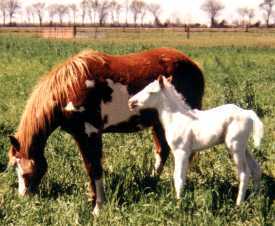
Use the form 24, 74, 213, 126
20, 0, 265, 25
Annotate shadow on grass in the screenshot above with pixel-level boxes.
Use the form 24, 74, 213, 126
262, 174, 275, 200
261, 173, 275, 215
39, 182, 78, 200
0, 163, 7, 173
104, 165, 160, 206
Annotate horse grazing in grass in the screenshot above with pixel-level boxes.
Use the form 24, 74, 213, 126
7, 48, 204, 215
128, 75, 263, 205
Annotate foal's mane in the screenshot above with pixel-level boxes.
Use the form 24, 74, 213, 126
16, 50, 105, 156
165, 81, 192, 112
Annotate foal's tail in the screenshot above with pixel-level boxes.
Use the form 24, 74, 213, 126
248, 110, 264, 148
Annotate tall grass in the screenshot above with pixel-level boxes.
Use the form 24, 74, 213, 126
0, 33, 274, 225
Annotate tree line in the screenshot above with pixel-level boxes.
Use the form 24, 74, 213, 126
0, 0, 274, 28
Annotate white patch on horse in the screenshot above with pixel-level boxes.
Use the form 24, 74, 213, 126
137, 124, 143, 129
84, 122, 98, 136
64, 102, 76, 111
154, 153, 163, 174
16, 162, 27, 196
78, 106, 85, 112
64, 102, 85, 112
85, 80, 95, 88
92, 179, 104, 216
101, 80, 137, 128
106, 78, 114, 87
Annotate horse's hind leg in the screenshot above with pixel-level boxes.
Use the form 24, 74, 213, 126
246, 150, 261, 190
73, 132, 104, 216
151, 124, 170, 176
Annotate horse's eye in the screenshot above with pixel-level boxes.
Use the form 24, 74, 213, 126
22, 173, 31, 179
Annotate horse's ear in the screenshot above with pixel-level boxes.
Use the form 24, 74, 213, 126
9, 135, 20, 151
158, 75, 164, 89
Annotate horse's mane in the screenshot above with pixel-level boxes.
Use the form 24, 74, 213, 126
16, 50, 105, 155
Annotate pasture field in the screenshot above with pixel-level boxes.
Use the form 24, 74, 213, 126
0, 31, 274, 225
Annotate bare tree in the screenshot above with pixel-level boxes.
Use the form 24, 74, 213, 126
25, 5, 33, 24
109, 0, 122, 24
68, 4, 78, 25
47, 4, 56, 23
139, 1, 147, 26
124, 0, 129, 25
147, 3, 161, 26
247, 9, 255, 25
201, 0, 224, 27
238, 7, 255, 26
32, 2, 45, 26
55, 4, 69, 25
98, 0, 111, 26
88, 0, 100, 24
48, 4, 68, 25
115, 2, 122, 24
237, 7, 248, 26
6, 0, 20, 24
0, 0, 8, 25
259, 0, 275, 27
130, 0, 145, 26
80, 0, 88, 25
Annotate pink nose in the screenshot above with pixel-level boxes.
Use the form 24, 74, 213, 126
128, 100, 138, 111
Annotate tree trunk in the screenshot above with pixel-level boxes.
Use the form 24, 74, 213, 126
211, 17, 215, 28
39, 16, 42, 26
9, 13, 12, 25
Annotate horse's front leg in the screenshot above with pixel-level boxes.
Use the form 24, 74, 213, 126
74, 132, 104, 216
172, 149, 191, 199
151, 124, 170, 176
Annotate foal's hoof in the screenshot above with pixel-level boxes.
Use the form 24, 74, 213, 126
151, 169, 159, 177
92, 202, 102, 217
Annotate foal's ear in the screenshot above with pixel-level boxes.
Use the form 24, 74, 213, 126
158, 75, 165, 89
166, 76, 173, 83
9, 135, 20, 151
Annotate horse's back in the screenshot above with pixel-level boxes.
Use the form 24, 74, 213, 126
106, 48, 204, 108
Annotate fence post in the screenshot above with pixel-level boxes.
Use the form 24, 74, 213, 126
73, 25, 77, 38
185, 25, 190, 39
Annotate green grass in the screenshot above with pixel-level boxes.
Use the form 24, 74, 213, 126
0, 32, 274, 225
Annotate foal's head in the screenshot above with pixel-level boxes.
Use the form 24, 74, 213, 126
8, 135, 45, 196
128, 75, 171, 111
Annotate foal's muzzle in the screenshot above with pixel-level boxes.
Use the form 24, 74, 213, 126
128, 100, 138, 111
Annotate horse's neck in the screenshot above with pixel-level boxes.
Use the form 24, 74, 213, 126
157, 93, 194, 132
17, 113, 59, 158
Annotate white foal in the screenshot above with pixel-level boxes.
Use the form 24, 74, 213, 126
128, 75, 263, 205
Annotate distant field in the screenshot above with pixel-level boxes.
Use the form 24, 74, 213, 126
0, 32, 274, 225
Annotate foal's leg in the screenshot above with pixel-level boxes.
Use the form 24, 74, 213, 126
228, 143, 250, 205
172, 149, 190, 199
151, 124, 170, 176
74, 133, 104, 216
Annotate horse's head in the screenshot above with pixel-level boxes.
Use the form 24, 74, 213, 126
128, 75, 171, 111
8, 135, 41, 196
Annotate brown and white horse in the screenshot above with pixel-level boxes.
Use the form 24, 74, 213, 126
8, 47, 204, 215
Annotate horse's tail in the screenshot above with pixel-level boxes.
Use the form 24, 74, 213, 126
247, 110, 264, 148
